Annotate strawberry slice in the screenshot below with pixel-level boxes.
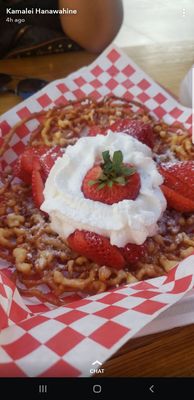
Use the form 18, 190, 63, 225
68, 230, 146, 269
31, 146, 63, 208
158, 161, 194, 202
160, 184, 194, 213
87, 119, 154, 149
68, 230, 125, 269
159, 161, 194, 212
110, 119, 154, 149
13, 145, 63, 186
40, 146, 64, 180
82, 150, 140, 205
20, 147, 37, 174
13, 156, 32, 184
122, 242, 147, 264
31, 167, 45, 208
21, 146, 49, 173
13, 146, 49, 184
14, 145, 63, 208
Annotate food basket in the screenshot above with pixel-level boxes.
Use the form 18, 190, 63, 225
0, 45, 193, 377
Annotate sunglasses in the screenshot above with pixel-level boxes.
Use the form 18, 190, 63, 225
0, 73, 48, 100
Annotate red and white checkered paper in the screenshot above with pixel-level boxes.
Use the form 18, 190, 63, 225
0, 45, 194, 377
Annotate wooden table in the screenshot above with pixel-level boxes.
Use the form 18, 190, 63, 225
0, 41, 194, 115
1, 41, 194, 377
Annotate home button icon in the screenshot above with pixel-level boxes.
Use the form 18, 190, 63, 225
93, 384, 102, 394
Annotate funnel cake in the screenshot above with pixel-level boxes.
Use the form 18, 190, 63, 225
0, 96, 193, 306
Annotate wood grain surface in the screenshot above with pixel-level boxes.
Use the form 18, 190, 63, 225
0, 41, 193, 116
101, 324, 194, 377
0, 41, 194, 377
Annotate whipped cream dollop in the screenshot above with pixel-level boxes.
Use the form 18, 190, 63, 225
41, 131, 166, 247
